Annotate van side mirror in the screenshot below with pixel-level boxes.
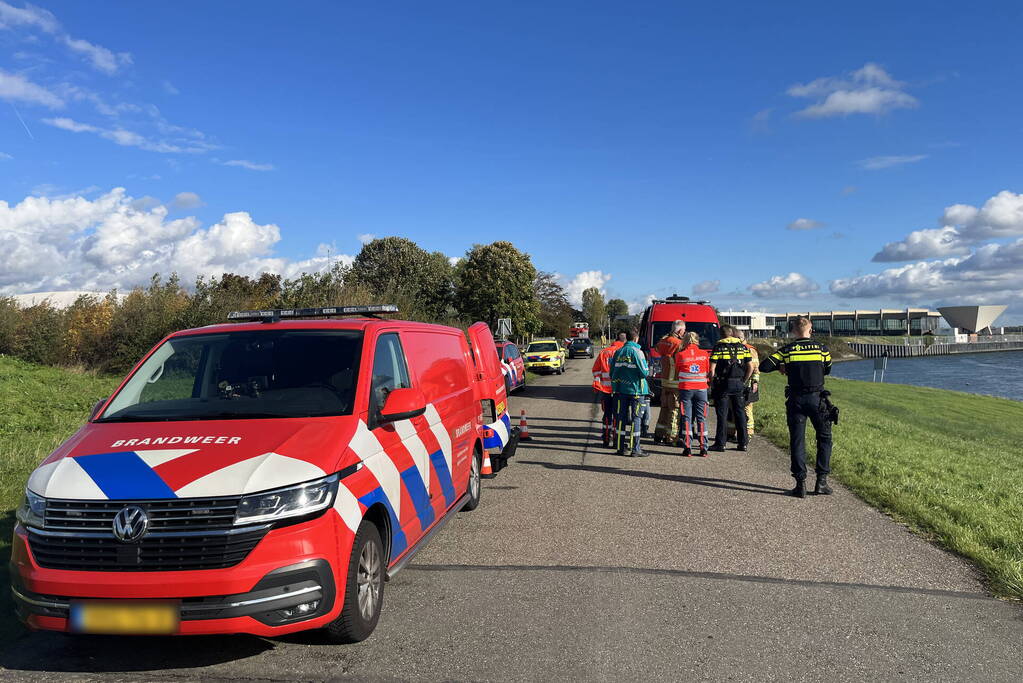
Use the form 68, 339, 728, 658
378, 388, 427, 423
90, 397, 108, 421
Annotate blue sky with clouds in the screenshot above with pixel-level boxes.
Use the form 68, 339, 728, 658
2, 1, 1022, 320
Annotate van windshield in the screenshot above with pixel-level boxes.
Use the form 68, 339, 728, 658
527, 342, 559, 352
98, 330, 364, 422
650, 321, 720, 350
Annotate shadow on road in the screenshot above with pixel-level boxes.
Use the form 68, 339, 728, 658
519, 384, 594, 403
0, 633, 274, 674
518, 460, 788, 496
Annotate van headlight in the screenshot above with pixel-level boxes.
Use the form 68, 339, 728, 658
234, 474, 339, 525
16, 489, 46, 529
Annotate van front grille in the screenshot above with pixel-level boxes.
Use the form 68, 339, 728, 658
28, 497, 269, 572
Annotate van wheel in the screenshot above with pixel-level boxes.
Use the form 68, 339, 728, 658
324, 521, 384, 643
462, 449, 482, 511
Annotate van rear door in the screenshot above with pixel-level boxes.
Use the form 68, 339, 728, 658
467, 323, 504, 406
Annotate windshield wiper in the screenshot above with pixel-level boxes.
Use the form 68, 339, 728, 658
97, 411, 288, 423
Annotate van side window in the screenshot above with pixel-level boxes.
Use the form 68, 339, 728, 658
370, 333, 411, 417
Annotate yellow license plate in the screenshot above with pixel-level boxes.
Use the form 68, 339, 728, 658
70, 601, 179, 635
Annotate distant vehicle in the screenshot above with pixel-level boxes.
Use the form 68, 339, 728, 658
568, 337, 594, 359
523, 338, 566, 375
11, 305, 515, 643
639, 295, 721, 397
569, 322, 589, 338
496, 341, 526, 393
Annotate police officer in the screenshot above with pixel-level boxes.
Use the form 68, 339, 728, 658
759, 316, 833, 498
708, 325, 753, 452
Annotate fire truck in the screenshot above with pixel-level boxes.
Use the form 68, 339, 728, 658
569, 322, 589, 339
638, 296, 721, 397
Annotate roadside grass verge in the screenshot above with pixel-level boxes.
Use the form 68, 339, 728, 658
755, 372, 1023, 599
0, 355, 120, 643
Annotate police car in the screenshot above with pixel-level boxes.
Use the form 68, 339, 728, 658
11, 306, 518, 642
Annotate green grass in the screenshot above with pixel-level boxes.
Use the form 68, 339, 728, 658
755, 372, 1023, 598
0, 355, 120, 642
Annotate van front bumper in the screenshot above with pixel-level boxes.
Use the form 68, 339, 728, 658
9, 511, 351, 637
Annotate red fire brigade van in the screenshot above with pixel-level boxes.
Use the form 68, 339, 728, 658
639, 296, 721, 396
11, 306, 515, 643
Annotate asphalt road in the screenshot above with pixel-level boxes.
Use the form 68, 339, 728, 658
3, 357, 1022, 682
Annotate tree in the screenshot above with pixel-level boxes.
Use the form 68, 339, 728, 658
455, 241, 540, 335
606, 298, 629, 321
533, 271, 573, 338
350, 237, 453, 319
581, 287, 606, 334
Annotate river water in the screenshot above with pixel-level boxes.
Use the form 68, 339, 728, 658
829, 350, 1023, 401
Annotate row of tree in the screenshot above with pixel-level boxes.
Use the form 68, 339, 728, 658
0, 237, 633, 375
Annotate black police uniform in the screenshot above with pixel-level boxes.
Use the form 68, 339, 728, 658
760, 338, 833, 486
709, 337, 752, 450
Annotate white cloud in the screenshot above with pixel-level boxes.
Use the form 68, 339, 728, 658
788, 63, 918, 118
787, 218, 825, 231
222, 159, 275, 172
555, 270, 612, 307
858, 154, 928, 170
357, 233, 376, 245
842, 186, 858, 195
692, 279, 720, 295
0, 1, 58, 33
162, 80, 180, 95
170, 191, 203, 210
0, 151, 11, 160
448, 256, 461, 267
749, 272, 820, 298
43, 117, 210, 154
0, 188, 351, 294
0, 68, 63, 108
944, 190, 1023, 241
62, 36, 132, 75
873, 226, 968, 262
627, 294, 656, 315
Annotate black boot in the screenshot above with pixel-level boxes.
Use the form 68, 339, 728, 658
814, 475, 833, 495
788, 479, 806, 498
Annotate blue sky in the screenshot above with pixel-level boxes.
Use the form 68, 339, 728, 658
2, 1, 1022, 321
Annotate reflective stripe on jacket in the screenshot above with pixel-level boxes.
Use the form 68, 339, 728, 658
673, 344, 710, 390
592, 341, 624, 393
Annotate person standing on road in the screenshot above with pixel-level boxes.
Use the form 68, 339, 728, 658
610, 329, 650, 457
674, 331, 711, 457
735, 329, 760, 442
759, 316, 834, 498
708, 325, 753, 452
593, 332, 627, 447
653, 320, 686, 445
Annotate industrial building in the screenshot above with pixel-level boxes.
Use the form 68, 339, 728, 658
718, 309, 944, 337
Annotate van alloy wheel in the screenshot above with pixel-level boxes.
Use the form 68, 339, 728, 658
357, 538, 382, 620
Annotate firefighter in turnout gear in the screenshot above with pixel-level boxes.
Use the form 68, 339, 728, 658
653, 320, 685, 445
759, 316, 834, 498
610, 329, 650, 457
708, 326, 753, 452
593, 332, 627, 447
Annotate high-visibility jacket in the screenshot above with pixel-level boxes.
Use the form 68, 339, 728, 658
673, 343, 710, 390
653, 334, 684, 383
592, 341, 624, 393
610, 341, 650, 395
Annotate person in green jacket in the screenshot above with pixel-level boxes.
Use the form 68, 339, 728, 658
610, 329, 650, 457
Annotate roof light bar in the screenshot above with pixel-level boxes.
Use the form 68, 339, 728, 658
227, 305, 399, 323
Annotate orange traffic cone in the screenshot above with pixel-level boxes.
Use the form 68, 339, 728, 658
481, 452, 494, 476
519, 409, 532, 441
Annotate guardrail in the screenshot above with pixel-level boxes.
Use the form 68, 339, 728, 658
848, 341, 1023, 358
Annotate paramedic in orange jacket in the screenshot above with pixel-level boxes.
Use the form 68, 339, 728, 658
593, 332, 627, 447
673, 331, 711, 456
652, 320, 685, 445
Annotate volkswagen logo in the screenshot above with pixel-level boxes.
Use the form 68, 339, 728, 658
112, 505, 149, 543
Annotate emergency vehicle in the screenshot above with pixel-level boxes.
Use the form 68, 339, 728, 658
495, 341, 526, 393
639, 296, 721, 396
523, 338, 566, 375
11, 305, 518, 643
569, 322, 589, 339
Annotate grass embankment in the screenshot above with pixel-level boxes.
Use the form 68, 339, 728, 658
0, 356, 119, 642
755, 372, 1023, 598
